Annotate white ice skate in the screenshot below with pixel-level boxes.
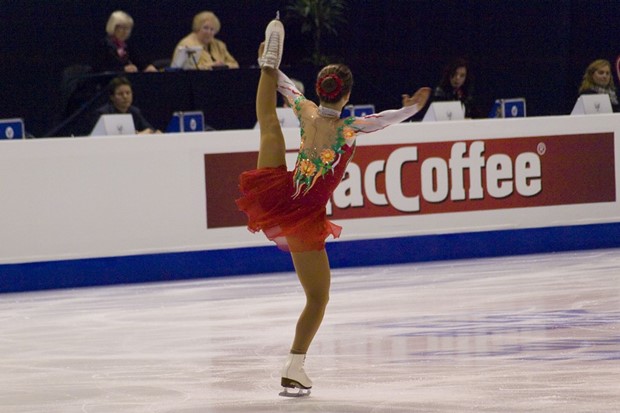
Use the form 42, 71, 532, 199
258, 12, 284, 69
279, 353, 312, 397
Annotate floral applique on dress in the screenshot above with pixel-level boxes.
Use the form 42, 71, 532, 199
292, 114, 356, 199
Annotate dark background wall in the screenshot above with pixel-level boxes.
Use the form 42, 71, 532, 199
1, 0, 619, 137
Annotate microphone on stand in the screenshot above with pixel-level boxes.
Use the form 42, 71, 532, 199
186, 49, 199, 70
205, 44, 228, 70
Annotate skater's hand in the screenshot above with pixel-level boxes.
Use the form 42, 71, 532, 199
402, 87, 431, 108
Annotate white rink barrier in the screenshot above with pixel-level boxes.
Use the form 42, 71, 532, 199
1, 114, 619, 292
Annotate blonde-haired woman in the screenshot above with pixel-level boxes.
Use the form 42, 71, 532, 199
96, 10, 157, 73
578, 59, 619, 112
172, 11, 239, 70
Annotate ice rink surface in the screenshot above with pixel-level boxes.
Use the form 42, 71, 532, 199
1, 248, 619, 412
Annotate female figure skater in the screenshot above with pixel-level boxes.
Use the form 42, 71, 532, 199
236, 15, 430, 397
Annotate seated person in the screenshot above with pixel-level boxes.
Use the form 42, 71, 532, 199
578, 59, 619, 112
432, 58, 478, 118
95, 10, 157, 73
172, 11, 239, 70
93, 76, 160, 134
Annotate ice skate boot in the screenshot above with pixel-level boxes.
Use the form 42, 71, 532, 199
279, 353, 312, 397
258, 12, 284, 69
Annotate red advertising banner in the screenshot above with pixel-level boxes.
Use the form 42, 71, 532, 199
205, 133, 616, 229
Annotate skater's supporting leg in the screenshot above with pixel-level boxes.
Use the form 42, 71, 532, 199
288, 247, 331, 354
256, 64, 286, 169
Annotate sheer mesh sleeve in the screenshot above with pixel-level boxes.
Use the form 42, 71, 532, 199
350, 104, 422, 135
277, 70, 304, 107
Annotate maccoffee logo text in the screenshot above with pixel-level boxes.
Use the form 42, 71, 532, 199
328, 141, 541, 214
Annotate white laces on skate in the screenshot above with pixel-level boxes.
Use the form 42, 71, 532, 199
263, 34, 280, 65
259, 12, 284, 69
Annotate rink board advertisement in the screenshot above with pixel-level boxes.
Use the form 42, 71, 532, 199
1, 114, 620, 292
205, 133, 615, 228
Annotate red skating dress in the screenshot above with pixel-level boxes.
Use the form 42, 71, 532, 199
237, 106, 355, 252
237, 142, 354, 252
237, 70, 424, 252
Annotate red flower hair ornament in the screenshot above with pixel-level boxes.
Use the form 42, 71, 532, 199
316, 73, 344, 100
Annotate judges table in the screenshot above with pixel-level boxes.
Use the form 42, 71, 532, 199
58, 69, 264, 136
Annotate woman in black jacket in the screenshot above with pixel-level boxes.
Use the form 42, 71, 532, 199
95, 10, 157, 73
433, 58, 478, 118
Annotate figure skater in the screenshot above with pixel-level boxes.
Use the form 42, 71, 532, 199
236, 14, 430, 397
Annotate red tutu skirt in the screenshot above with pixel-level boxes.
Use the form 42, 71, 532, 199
236, 166, 342, 252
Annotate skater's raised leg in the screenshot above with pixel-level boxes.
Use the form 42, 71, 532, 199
256, 13, 285, 169
256, 65, 285, 169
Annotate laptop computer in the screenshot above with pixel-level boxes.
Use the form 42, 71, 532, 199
353, 104, 376, 117
166, 111, 205, 133
171, 46, 203, 70
340, 104, 375, 118
423, 101, 465, 121
571, 94, 613, 115
489, 98, 527, 118
0, 118, 25, 140
253, 108, 300, 129
90, 114, 136, 136
276, 107, 300, 128
340, 105, 353, 119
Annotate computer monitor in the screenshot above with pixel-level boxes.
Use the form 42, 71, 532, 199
276, 108, 300, 128
340, 104, 376, 119
571, 94, 613, 115
423, 101, 465, 121
166, 111, 205, 133
341, 105, 354, 119
253, 108, 300, 129
353, 104, 375, 117
0, 118, 25, 140
489, 98, 527, 118
171, 46, 203, 70
90, 114, 135, 136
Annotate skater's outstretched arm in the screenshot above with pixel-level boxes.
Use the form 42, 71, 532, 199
351, 87, 431, 135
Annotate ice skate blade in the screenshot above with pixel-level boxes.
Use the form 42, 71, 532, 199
279, 377, 311, 397
279, 387, 311, 397
281, 377, 311, 389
